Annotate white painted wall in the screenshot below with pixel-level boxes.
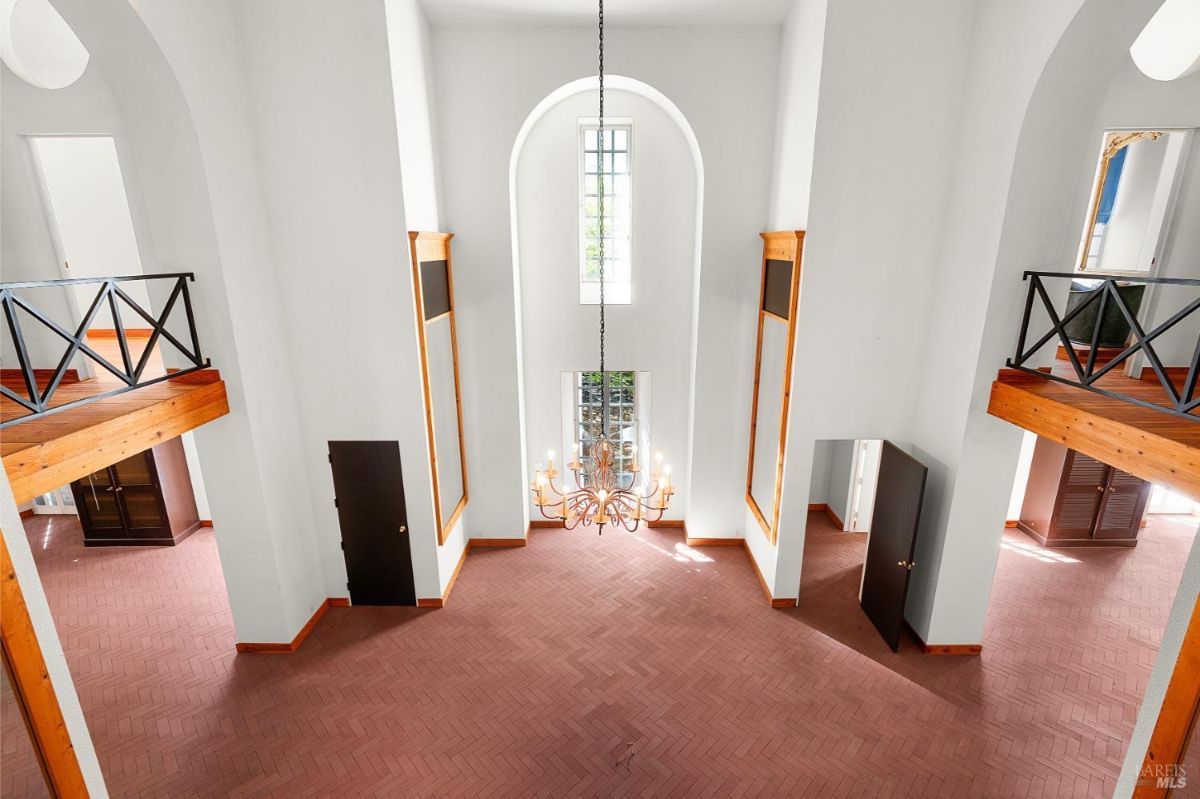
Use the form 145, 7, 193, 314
1005, 431, 1038, 522
29, 135, 150, 328
48, 0, 335, 644
826, 438, 853, 526
385, 0, 443, 231
228, 0, 457, 600
435, 26, 779, 541
807, 438, 831, 504
763, 0, 978, 601
767, 0, 826, 229
911, 4, 1200, 650
0, 58, 134, 373
516, 88, 694, 521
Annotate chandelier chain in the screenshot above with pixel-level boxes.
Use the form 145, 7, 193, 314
597, 0, 606, 437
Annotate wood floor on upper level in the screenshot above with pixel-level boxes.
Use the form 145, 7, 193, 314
989, 361, 1199, 501
1, 335, 228, 504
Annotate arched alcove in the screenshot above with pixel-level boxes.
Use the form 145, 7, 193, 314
508, 75, 704, 522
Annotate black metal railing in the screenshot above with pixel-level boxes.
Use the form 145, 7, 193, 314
1, 273, 209, 429
1007, 271, 1200, 419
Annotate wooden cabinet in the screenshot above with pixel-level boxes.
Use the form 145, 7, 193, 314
1018, 437, 1150, 547
70, 437, 200, 547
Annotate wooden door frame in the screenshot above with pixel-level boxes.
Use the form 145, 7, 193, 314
0, 534, 89, 797
1134, 594, 1200, 797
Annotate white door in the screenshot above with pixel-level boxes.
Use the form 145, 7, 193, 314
32, 486, 77, 516
30, 136, 150, 335
847, 439, 883, 533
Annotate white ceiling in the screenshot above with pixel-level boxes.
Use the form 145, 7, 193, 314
420, 0, 792, 27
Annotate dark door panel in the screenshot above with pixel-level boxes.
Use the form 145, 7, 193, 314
329, 441, 416, 606
860, 442, 928, 652
71, 469, 126, 537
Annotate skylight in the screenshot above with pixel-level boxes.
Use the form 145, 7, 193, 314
1129, 0, 1200, 82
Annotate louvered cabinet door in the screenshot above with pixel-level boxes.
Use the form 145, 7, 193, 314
1050, 451, 1108, 540
1094, 468, 1150, 540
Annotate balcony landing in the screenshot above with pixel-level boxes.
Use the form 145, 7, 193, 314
988, 367, 1199, 501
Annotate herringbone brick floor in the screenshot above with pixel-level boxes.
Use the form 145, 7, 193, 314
14, 510, 1198, 798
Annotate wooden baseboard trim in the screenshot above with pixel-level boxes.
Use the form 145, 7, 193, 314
924, 644, 984, 655
19, 509, 34, 520
528, 520, 564, 530
236, 596, 339, 654
685, 537, 741, 546
198, 520, 214, 528
469, 538, 527, 548
328, 597, 350, 607
808, 502, 845, 530
416, 597, 443, 608
647, 519, 685, 528
1004, 520, 1018, 529
904, 620, 982, 656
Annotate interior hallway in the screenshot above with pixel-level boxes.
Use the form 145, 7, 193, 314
21, 509, 1198, 798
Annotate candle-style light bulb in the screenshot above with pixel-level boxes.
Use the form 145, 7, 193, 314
547, 449, 556, 472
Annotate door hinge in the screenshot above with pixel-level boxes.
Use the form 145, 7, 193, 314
334, 497, 339, 508
328, 453, 332, 464
339, 541, 344, 550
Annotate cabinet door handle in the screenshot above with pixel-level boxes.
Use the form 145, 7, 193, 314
398, 525, 407, 534
1096, 486, 1105, 492
1108, 487, 1116, 493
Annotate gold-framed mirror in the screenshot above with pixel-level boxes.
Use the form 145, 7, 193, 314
746, 231, 804, 545
409, 231, 468, 545
1078, 129, 1170, 273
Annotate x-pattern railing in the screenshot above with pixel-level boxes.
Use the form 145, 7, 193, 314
1008, 271, 1200, 420
1, 273, 209, 429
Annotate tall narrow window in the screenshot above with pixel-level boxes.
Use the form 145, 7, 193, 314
580, 123, 632, 304
576, 371, 637, 476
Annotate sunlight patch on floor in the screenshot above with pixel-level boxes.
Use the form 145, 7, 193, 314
1001, 537, 1081, 564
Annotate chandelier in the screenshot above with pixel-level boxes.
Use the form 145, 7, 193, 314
529, 0, 674, 533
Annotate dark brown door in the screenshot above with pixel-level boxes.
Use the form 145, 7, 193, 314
112, 452, 168, 540
1094, 468, 1150, 540
860, 441, 928, 652
1053, 451, 1109, 539
72, 468, 126, 539
328, 441, 415, 606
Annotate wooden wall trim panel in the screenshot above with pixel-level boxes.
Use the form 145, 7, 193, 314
3, 376, 229, 505
1134, 596, 1200, 798
0, 536, 90, 797
408, 230, 469, 546
988, 377, 1200, 501
745, 231, 805, 546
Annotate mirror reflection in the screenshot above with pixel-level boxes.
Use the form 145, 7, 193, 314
1078, 130, 1188, 273
426, 318, 463, 525
750, 319, 787, 521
